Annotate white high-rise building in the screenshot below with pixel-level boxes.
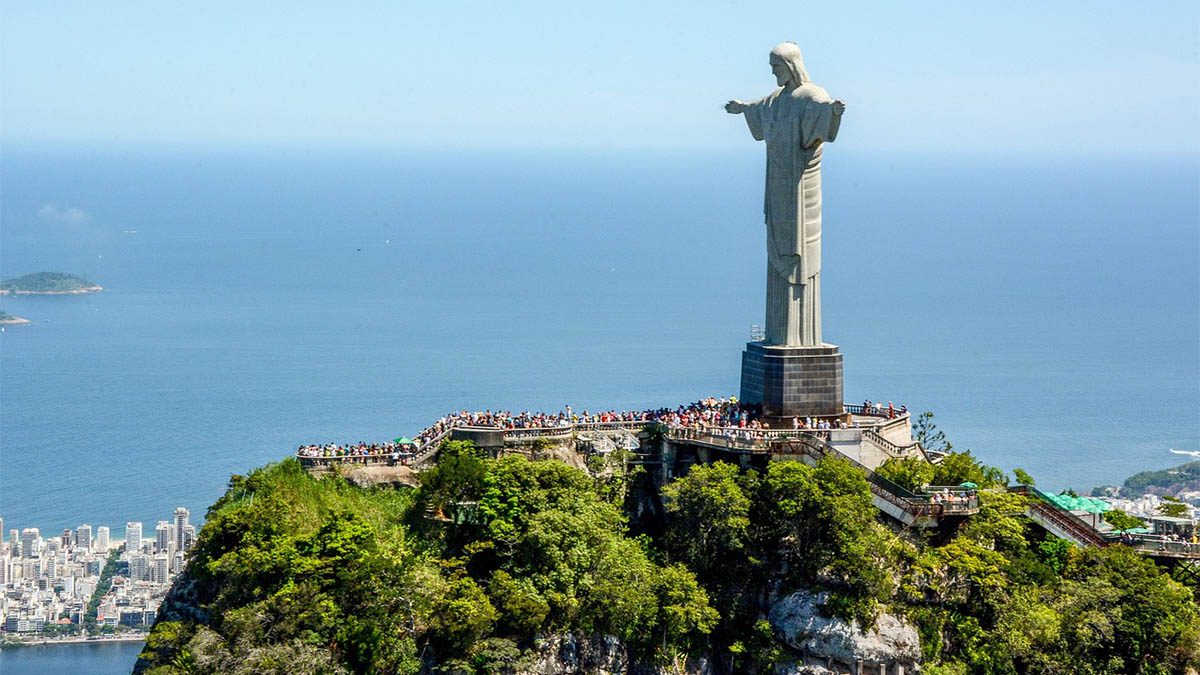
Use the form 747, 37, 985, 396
10, 529, 19, 552
0, 557, 9, 585
95, 526, 110, 553
61, 529, 72, 549
151, 554, 170, 584
45, 555, 57, 580
155, 521, 171, 554
20, 528, 39, 559
129, 554, 150, 582
183, 524, 195, 550
172, 550, 185, 574
125, 522, 143, 553
173, 508, 189, 552
0, 518, 4, 550
76, 524, 92, 553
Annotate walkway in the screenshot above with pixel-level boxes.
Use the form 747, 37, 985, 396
1010, 486, 1200, 560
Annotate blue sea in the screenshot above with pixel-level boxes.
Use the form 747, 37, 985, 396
1, 144, 1197, 674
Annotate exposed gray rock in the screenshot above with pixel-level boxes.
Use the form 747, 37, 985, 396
520, 633, 628, 674
343, 464, 419, 489
769, 590, 920, 672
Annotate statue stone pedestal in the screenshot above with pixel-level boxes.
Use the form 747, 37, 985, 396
740, 342, 844, 418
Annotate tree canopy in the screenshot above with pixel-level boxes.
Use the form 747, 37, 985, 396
136, 441, 1200, 675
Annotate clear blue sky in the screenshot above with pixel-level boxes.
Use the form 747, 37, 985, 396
2, 1, 1197, 154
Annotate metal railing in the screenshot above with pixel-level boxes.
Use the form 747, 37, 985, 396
574, 421, 655, 433
1118, 536, 1200, 558
767, 435, 947, 520
908, 487, 979, 513
844, 404, 906, 418
296, 452, 407, 470
296, 403, 914, 470
1009, 486, 1108, 548
492, 425, 574, 441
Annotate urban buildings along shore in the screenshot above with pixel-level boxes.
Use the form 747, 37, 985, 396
0, 508, 193, 641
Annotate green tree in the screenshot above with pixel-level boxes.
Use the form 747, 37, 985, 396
931, 450, 1006, 488
1012, 468, 1036, 487
1157, 495, 1190, 519
876, 456, 935, 492
1036, 536, 1074, 575
651, 563, 720, 663
661, 462, 751, 582
913, 411, 952, 453
1057, 546, 1200, 673
427, 572, 497, 656
1104, 509, 1146, 532
419, 440, 487, 529
752, 458, 894, 623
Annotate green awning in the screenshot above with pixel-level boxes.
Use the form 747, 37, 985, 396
1048, 492, 1112, 513
959, 482, 979, 489
393, 437, 414, 445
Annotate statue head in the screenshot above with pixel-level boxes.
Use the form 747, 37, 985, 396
769, 42, 810, 87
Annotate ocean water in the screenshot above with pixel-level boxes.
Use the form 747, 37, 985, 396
0, 641, 144, 673
1, 144, 1197, 673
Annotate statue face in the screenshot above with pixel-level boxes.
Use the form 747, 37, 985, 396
770, 59, 791, 87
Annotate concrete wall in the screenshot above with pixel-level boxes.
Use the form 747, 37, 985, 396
878, 416, 914, 447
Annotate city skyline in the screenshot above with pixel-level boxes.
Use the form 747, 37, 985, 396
1, 505, 196, 640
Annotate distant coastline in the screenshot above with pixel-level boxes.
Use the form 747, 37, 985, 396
0, 286, 103, 296
0, 272, 102, 296
0, 634, 147, 649
0, 311, 32, 325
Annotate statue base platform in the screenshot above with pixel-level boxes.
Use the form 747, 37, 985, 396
740, 342, 844, 418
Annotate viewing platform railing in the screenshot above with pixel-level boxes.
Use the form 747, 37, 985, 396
909, 486, 980, 514
844, 404, 906, 418
478, 425, 574, 441
1118, 536, 1200, 558
575, 421, 656, 433
296, 403, 913, 469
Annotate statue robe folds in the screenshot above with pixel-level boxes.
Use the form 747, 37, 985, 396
742, 83, 840, 347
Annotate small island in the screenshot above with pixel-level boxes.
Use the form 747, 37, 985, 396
0, 272, 102, 295
0, 310, 31, 325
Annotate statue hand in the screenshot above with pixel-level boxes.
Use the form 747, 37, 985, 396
725, 100, 747, 114
832, 100, 846, 116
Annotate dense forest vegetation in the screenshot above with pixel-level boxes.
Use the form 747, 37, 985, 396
1115, 462, 1200, 496
135, 440, 1200, 675
0, 271, 97, 293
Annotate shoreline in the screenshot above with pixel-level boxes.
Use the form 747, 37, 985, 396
0, 634, 147, 649
0, 285, 103, 296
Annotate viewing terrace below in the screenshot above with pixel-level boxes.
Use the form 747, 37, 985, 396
294, 401, 918, 472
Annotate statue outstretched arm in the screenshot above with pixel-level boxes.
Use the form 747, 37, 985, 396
727, 98, 765, 141
828, 100, 846, 142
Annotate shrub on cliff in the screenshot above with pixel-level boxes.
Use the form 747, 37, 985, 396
137, 452, 717, 674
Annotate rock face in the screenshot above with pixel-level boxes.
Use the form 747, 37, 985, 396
769, 590, 920, 674
343, 465, 419, 489
500, 633, 714, 675
519, 634, 628, 674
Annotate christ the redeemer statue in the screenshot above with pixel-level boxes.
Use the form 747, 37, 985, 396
726, 42, 845, 347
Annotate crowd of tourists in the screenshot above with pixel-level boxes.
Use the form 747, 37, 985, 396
859, 399, 907, 419
297, 396, 910, 462
926, 487, 977, 507
410, 397, 763, 442
296, 440, 414, 459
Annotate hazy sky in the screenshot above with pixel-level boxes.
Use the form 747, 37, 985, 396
2, 1, 1197, 153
